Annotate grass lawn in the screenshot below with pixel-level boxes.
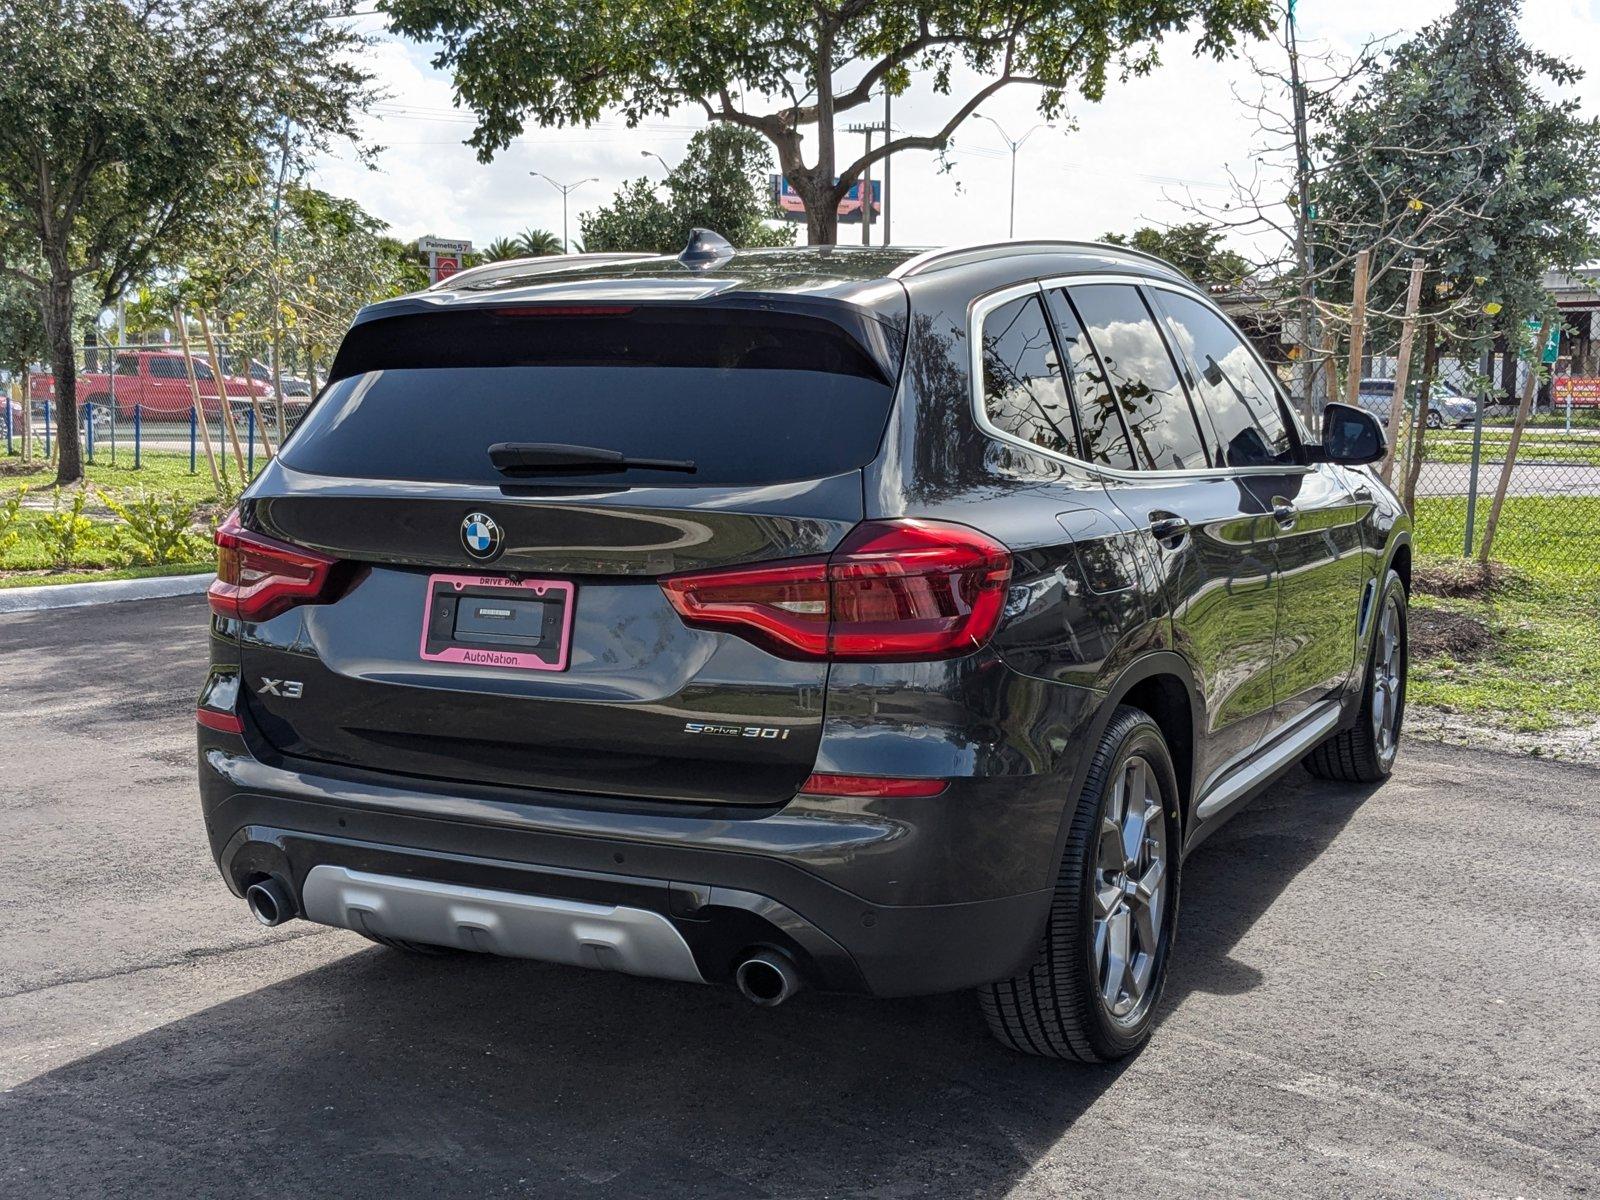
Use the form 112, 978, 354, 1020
1409, 494, 1599, 736
1424, 429, 1600, 466
0, 561, 210, 589
1, 449, 251, 504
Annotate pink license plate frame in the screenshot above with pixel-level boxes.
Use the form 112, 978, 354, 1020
419, 573, 576, 672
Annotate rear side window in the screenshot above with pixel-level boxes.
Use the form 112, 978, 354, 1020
1043, 291, 1137, 470
1066, 284, 1209, 472
978, 294, 1078, 458
1152, 291, 1296, 468
284, 307, 898, 488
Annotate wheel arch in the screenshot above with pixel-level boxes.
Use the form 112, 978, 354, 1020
1046, 651, 1204, 876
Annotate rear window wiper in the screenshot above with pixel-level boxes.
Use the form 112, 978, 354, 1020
488, 442, 697, 476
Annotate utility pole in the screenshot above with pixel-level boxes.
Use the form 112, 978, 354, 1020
269, 117, 292, 445
845, 120, 889, 245
883, 90, 893, 244
530, 172, 597, 253
974, 114, 1054, 239
1287, 0, 1320, 419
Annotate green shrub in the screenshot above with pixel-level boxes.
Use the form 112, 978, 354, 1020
102, 489, 210, 565
0, 486, 23, 555
36, 488, 98, 569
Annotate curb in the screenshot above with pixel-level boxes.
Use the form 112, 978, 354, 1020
0, 572, 211, 615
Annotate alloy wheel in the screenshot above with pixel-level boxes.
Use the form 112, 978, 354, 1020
1370, 595, 1405, 766
1093, 754, 1169, 1026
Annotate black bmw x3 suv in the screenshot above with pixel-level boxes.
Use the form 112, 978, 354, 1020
197, 234, 1409, 1062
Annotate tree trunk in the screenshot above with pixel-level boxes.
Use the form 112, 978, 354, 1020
804, 188, 839, 245
42, 267, 83, 485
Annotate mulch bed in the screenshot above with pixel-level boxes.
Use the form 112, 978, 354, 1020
1410, 606, 1494, 660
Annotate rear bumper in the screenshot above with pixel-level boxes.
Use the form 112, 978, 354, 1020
200, 742, 1056, 997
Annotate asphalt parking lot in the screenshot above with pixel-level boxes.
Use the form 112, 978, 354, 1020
2, 595, 1597, 1198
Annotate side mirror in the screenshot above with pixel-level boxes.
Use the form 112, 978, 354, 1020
1314, 402, 1386, 465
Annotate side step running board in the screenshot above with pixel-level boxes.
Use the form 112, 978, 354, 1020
1195, 703, 1342, 822
301, 865, 707, 983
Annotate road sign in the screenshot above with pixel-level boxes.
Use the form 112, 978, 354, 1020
1523, 318, 1561, 364
417, 236, 473, 285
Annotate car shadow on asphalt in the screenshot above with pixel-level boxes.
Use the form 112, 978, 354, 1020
2, 769, 1379, 1199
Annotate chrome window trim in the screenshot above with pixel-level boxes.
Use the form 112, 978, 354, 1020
968, 272, 1312, 482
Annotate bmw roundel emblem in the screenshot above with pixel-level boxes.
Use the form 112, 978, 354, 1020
461, 512, 502, 561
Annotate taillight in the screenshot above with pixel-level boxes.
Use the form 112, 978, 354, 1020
196, 707, 243, 734
801, 773, 947, 798
208, 511, 344, 622
661, 519, 1012, 661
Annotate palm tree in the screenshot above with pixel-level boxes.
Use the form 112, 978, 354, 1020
482, 237, 524, 262
513, 227, 563, 257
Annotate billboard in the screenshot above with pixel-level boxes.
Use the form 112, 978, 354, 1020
771, 176, 882, 224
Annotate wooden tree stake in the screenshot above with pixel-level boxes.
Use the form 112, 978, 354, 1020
1342, 248, 1372, 411
197, 311, 247, 480
173, 307, 223, 492
1479, 316, 1552, 565
1380, 260, 1426, 484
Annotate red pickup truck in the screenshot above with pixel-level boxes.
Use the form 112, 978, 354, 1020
29, 351, 272, 418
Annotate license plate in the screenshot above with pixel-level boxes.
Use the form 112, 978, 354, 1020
419, 573, 575, 672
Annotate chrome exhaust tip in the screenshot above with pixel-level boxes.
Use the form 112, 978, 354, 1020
245, 878, 295, 927
734, 950, 802, 1007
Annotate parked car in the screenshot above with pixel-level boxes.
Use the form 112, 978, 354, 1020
29, 351, 271, 419
1357, 377, 1476, 428
197, 235, 1411, 1062
221, 354, 312, 398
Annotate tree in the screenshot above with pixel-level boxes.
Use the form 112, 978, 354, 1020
382, 0, 1272, 245
1102, 223, 1251, 287
581, 126, 794, 254
482, 237, 525, 263
1315, 0, 1600, 338
0, 0, 375, 485
513, 228, 563, 257
181, 185, 418, 382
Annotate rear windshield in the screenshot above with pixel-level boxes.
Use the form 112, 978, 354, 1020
282, 306, 900, 488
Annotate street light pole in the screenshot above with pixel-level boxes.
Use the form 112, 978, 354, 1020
640, 150, 671, 173
529, 171, 598, 253
974, 115, 1054, 239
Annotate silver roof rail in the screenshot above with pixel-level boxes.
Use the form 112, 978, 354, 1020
887, 239, 1181, 279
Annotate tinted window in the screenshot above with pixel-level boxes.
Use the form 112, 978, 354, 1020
1362, 379, 1394, 396
284, 307, 896, 488
979, 294, 1077, 457
148, 356, 185, 378
114, 354, 138, 376
1067, 284, 1208, 471
1044, 289, 1136, 469
1153, 291, 1295, 468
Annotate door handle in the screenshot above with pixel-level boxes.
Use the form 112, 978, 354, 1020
1271, 502, 1298, 528
1148, 512, 1190, 545
1352, 484, 1374, 502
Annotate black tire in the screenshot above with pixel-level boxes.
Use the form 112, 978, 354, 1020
979, 706, 1182, 1062
1425, 411, 1442, 429
358, 932, 471, 956
1303, 569, 1408, 783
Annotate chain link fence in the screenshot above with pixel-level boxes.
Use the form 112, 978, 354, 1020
1363, 353, 1600, 579
3, 341, 312, 485
6, 339, 1600, 580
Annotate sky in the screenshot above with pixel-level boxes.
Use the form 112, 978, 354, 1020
308, 1, 1600, 259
